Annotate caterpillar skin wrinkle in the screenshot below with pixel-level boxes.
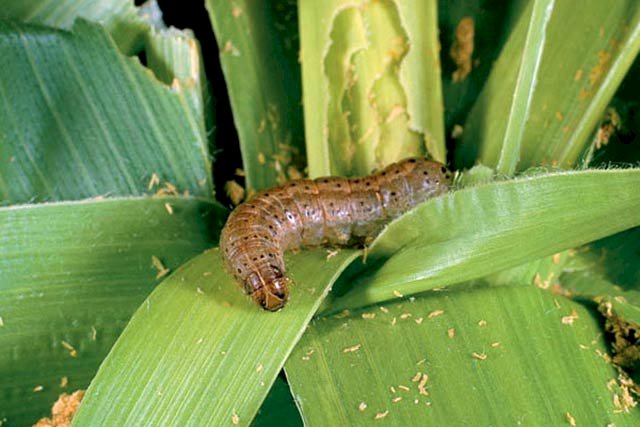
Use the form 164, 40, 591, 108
219, 158, 453, 311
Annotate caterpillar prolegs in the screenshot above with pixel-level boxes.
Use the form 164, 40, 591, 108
219, 158, 452, 311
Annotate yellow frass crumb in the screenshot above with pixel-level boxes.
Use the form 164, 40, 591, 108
225, 180, 246, 206
428, 310, 444, 319
34, 390, 85, 427
343, 344, 362, 353
561, 309, 579, 325
472, 352, 487, 361
374, 410, 389, 420
151, 256, 170, 280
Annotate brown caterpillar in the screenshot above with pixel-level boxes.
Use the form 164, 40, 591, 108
219, 158, 452, 311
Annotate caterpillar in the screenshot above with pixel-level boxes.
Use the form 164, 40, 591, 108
219, 157, 453, 311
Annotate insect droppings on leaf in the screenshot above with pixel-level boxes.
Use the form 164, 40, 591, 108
151, 256, 170, 279
450, 17, 475, 82
561, 309, 579, 325
472, 352, 487, 361
343, 344, 361, 353
417, 374, 429, 396
61, 341, 77, 358
33, 390, 85, 427
147, 173, 160, 190
374, 410, 389, 420
428, 310, 444, 319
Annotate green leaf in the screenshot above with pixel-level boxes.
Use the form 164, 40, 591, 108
0, 0, 149, 53
287, 285, 638, 425
73, 249, 359, 426
299, 0, 445, 177
0, 197, 225, 426
329, 168, 640, 311
0, 20, 213, 204
143, 26, 213, 149
456, 0, 640, 170
205, 0, 304, 190
496, 0, 554, 176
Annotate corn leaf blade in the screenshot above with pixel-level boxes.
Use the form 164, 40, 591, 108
287, 285, 638, 425
299, 0, 445, 177
456, 0, 640, 170
0, 197, 225, 425
329, 168, 640, 311
496, 0, 554, 175
0, 0, 148, 53
0, 20, 213, 204
205, 0, 304, 191
72, 249, 359, 426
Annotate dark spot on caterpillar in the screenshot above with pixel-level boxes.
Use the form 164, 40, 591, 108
219, 157, 452, 311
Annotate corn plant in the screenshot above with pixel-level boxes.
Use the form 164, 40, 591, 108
1, 0, 639, 425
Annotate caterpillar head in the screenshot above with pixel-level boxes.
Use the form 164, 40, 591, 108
246, 271, 289, 311
251, 277, 289, 311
